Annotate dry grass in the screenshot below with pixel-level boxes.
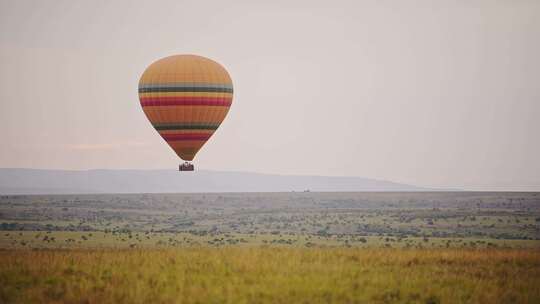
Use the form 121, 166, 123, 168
1, 247, 539, 303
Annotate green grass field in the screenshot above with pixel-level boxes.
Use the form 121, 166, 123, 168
1, 247, 539, 304
0, 192, 539, 303
2, 230, 540, 249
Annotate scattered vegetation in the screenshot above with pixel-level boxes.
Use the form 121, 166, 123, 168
0, 192, 539, 303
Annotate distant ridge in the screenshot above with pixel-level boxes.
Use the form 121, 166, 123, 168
0, 168, 427, 194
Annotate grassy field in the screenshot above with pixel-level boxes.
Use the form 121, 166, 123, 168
1, 192, 539, 242
1, 247, 539, 304
0, 192, 539, 303
2, 230, 540, 250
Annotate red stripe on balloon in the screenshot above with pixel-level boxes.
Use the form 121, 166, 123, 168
161, 133, 212, 141
140, 97, 232, 107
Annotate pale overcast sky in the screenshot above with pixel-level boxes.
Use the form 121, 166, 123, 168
1, 0, 539, 190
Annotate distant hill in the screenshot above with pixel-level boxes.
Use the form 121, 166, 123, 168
0, 168, 427, 194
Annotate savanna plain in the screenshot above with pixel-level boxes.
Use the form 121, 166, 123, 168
1, 192, 539, 303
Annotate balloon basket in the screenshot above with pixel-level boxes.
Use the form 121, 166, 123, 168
179, 162, 194, 171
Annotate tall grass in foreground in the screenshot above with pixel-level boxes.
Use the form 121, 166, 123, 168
1, 248, 539, 303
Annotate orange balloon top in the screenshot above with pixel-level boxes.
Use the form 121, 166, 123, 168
139, 54, 232, 85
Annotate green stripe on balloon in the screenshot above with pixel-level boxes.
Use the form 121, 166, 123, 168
139, 83, 233, 90
139, 87, 233, 93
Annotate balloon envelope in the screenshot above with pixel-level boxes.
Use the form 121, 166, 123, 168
138, 55, 233, 161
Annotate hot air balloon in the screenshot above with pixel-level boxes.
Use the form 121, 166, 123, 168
138, 55, 233, 171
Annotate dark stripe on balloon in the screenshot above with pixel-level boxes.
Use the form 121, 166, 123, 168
140, 97, 232, 107
162, 133, 212, 141
139, 87, 233, 93
139, 83, 233, 90
153, 123, 220, 130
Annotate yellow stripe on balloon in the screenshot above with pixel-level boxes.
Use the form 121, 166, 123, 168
142, 106, 230, 124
